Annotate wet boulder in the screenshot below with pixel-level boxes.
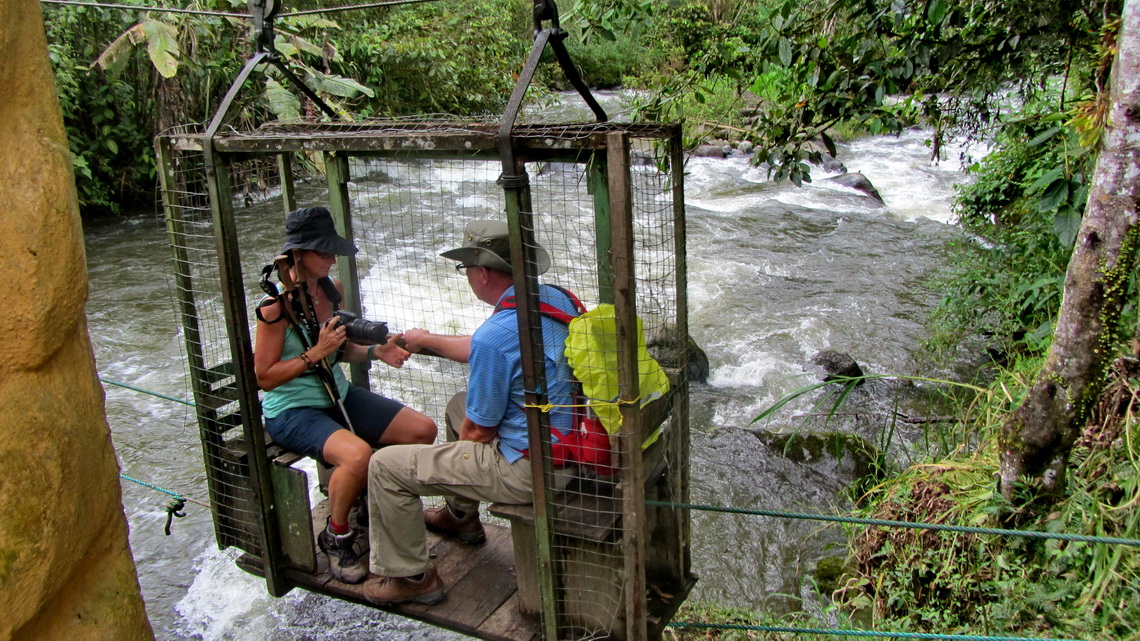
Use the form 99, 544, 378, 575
825, 172, 885, 205
808, 350, 864, 383
648, 333, 711, 383
820, 156, 847, 173
692, 144, 730, 158
803, 140, 847, 173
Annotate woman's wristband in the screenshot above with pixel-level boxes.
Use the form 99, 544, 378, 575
298, 351, 315, 368
366, 344, 378, 360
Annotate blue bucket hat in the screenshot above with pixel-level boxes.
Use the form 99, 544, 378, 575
281, 207, 358, 256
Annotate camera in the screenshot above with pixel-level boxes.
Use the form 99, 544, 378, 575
331, 310, 389, 344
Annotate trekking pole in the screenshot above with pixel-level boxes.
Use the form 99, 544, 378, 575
274, 253, 358, 435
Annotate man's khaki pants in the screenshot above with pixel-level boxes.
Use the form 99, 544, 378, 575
366, 392, 531, 577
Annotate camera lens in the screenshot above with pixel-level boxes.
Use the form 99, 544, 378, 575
334, 310, 388, 344
347, 318, 388, 344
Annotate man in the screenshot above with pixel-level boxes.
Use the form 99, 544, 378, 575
361, 220, 580, 605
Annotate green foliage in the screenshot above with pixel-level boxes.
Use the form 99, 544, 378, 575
563, 0, 655, 45
563, 30, 655, 89
45, 3, 163, 215
585, 0, 1111, 182
336, 0, 531, 117
629, 73, 751, 148
42, 0, 541, 214
669, 599, 858, 640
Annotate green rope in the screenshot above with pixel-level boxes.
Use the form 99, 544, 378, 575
666, 621, 1089, 641
100, 378, 195, 407
119, 473, 209, 508
646, 501, 1140, 547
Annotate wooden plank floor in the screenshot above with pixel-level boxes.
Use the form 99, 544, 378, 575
239, 500, 540, 641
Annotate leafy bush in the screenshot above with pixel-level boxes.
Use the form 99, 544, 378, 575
564, 32, 656, 89
929, 103, 1096, 360
337, 0, 532, 116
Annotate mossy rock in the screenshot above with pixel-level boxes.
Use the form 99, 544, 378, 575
813, 556, 851, 594
753, 430, 880, 480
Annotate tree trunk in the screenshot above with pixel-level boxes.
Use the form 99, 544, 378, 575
999, 0, 1140, 500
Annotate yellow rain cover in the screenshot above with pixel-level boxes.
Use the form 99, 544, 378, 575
565, 304, 670, 448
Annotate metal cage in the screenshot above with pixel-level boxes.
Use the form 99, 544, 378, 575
157, 116, 694, 640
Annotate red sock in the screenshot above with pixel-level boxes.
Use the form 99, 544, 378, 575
328, 519, 350, 535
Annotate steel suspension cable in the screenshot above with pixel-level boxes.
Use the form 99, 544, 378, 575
39, 0, 444, 17
278, 0, 442, 17
120, 473, 210, 508
40, 0, 246, 17
100, 378, 195, 407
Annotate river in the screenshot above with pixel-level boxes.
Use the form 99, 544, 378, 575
84, 96, 971, 639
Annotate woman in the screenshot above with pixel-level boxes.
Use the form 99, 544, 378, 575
254, 206, 436, 584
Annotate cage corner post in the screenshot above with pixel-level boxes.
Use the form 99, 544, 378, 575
325, 150, 369, 388
608, 130, 650, 641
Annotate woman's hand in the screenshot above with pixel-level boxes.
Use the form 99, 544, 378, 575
313, 316, 348, 361
373, 335, 411, 368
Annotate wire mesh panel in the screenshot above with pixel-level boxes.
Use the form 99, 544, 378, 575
158, 128, 266, 556
158, 118, 692, 641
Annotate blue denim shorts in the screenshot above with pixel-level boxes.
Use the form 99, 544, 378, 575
265, 386, 406, 464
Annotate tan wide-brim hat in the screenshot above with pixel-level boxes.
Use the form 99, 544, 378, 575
440, 220, 551, 275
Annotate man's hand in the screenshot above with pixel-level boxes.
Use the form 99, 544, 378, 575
460, 417, 497, 443
402, 328, 432, 353
399, 329, 473, 363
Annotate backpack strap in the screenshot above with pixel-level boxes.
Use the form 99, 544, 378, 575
493, 284, 587, 324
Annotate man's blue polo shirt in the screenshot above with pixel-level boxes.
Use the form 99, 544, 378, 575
466, 284, 577, 463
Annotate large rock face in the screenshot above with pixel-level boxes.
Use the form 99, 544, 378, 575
0, 4, 154, 641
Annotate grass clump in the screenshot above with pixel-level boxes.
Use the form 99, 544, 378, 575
837, 357, 1140, 639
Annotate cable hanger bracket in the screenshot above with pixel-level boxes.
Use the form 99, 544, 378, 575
499, 0, 608, 185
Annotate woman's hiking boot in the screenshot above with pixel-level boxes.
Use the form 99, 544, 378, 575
423, 505, 485, 544
362, 566, 446, 606
318, 520, 368, 584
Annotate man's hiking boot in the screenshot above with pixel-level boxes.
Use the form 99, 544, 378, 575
424, 505, 486, 544
318, 521, 368, 584
363, 566, 446, 606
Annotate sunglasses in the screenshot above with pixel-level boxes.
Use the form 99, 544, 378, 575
454, 264, 479, 275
